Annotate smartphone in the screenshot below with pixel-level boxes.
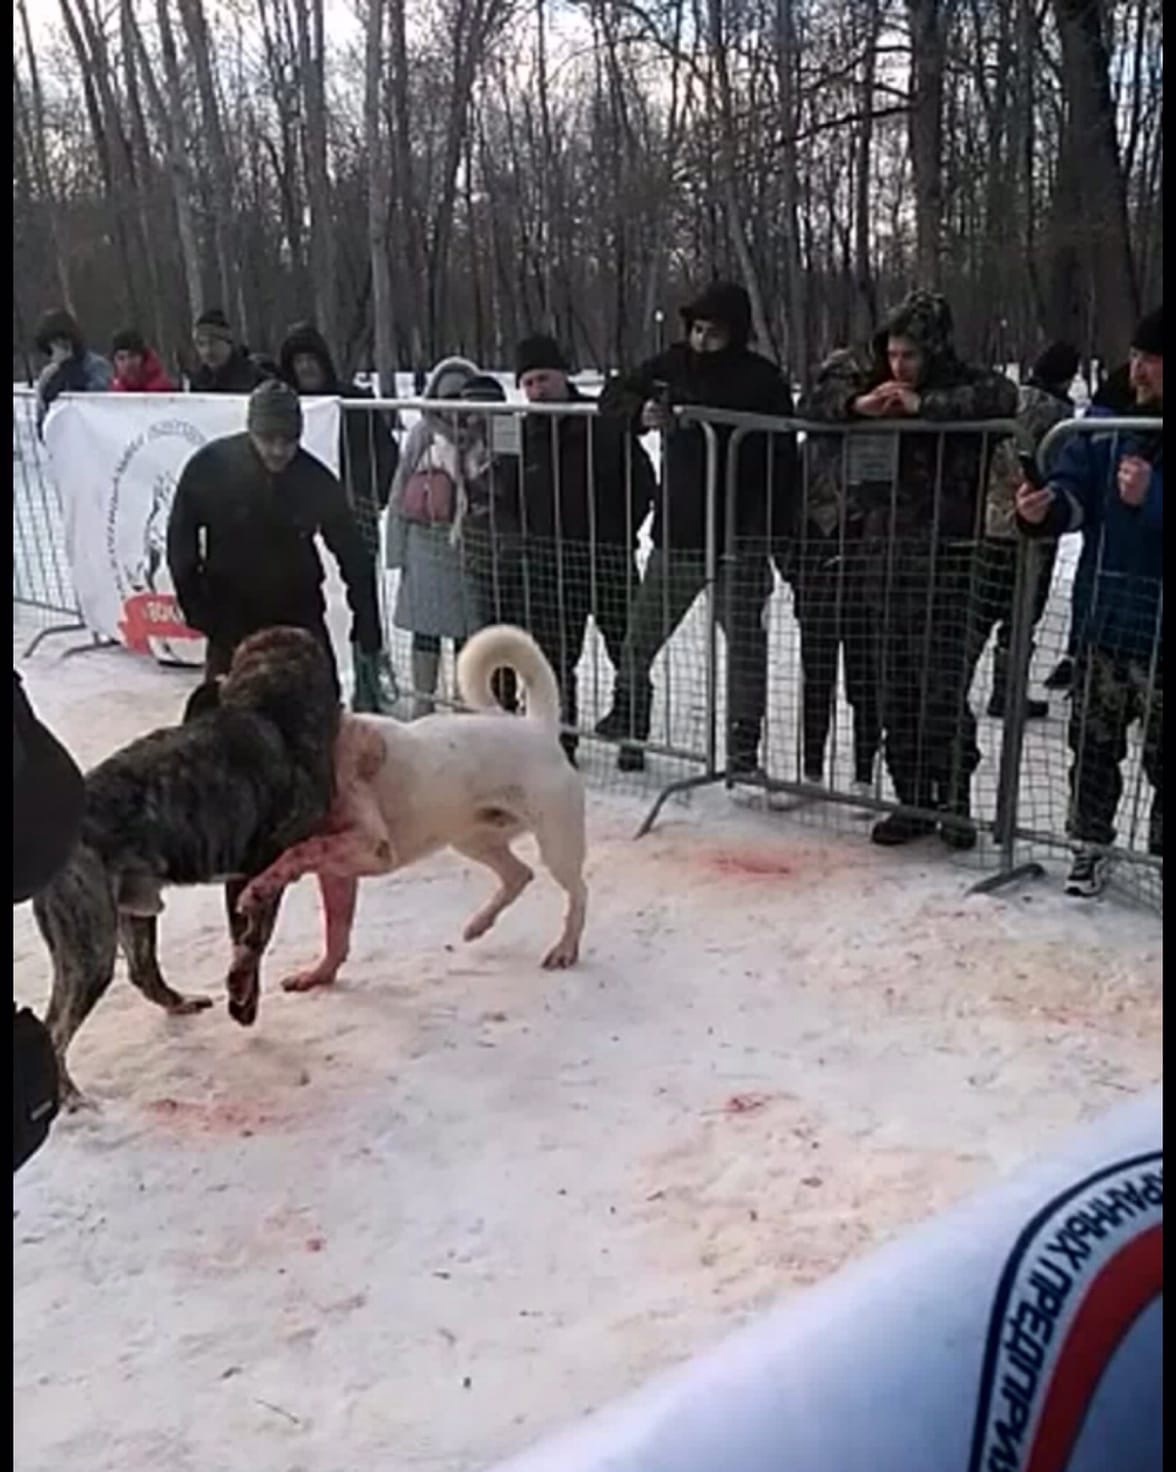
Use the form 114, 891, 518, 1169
1017, 450, 1047, 489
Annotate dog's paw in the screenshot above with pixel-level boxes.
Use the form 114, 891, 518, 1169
462, 914, 495, 943
235, 882, 268, 917
281, 966, 338, 994
227, 992, 259, 1027
541, 940, 579, 970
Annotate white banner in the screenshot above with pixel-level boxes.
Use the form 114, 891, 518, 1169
44, 393, 341, 665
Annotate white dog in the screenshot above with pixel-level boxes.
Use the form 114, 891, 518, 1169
237, 625, 588, 987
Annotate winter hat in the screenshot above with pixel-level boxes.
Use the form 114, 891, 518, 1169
514, 335, 569, 381
112, 327, 147, 357
878, 289, 955, 361
1132, 307, 1163, 357
278, 321, 338, 388
1031, 341, 1080, 391
193, 308, 235, 345
460, 374, 507, 403
247, 379, 303, 441
680, 281, 752, 348
34, 308, 84, 355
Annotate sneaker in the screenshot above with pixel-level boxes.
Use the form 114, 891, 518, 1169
1065, 846, 1111, 897
870, 813, 937, 847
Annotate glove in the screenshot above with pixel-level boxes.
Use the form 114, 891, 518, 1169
351, 646, 400, 715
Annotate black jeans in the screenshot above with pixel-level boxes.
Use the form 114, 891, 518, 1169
204, 616, 340, 697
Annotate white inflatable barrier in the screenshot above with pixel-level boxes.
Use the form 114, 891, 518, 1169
488, 1091, 1162, 1472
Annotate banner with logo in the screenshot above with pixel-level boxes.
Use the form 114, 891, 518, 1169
44, 393, 341, 665
489, 1090, 1161, 1472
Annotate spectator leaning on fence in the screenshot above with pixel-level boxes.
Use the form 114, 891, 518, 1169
189, 308, 276, 394
1015, 307, 1163, 899
166, 379, 383, 696
110, 328, 177, 393
32, 307, 112, 435
970, 340, 1080, 721
511, 334, 657, 765
597, 281, 796, 776
803, 289, 1018, 850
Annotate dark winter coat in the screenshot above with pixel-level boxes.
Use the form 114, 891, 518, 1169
277, 323, 400, 512
13, 672, 85, 906
166, 431, 382, 653
189, 345, 277, 394
801, 290, 1018, 542
33, 308, 113, 432
1018, 404, 1163, 662
600, 343, 796, 552
503, 384, 658, 548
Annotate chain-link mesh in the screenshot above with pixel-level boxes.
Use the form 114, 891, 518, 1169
12, 390, 84, 643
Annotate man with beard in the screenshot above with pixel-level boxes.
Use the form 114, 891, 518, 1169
596, 282, 796, 775
1016, 307, 1163, 896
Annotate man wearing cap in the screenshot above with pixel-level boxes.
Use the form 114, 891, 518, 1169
511, 334, 657, 763
189, 308, 276, 394
1016, 307, 1163, 897
166, 380, 383, 691
597, 282, 796, 774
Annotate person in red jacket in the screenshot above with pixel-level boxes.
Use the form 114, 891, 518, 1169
110, 328, 176, 392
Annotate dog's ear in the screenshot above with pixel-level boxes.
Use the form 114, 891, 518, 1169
182, 678, 223, 724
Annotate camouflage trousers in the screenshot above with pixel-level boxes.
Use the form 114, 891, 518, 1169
1069, 646, 1163, 855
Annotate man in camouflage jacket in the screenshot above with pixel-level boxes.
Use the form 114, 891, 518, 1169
800, 289, 1018, 847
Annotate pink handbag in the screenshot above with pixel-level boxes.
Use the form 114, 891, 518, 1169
401, 455, 457, 525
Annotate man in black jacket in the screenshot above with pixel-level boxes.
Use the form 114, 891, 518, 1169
509, 335, 657, 762
189, 308, 276, 394
166, 380, 383, 692
277, 321, 400, 548
597, 282, 796, 774
14, 674, 84, 1170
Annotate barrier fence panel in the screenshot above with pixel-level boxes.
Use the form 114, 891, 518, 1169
15, 385, 1161, 911
350, 396, 721, 808
12, 388, 88, 653
999, 414, 1163, 909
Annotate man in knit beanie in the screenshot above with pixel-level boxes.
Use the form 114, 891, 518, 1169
167, 380, 382, 690
190, 308, 276, 394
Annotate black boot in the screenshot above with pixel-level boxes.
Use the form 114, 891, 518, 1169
727, 721, 763, 778
871, 812, 937, 846
987, 649, 1048, 720
938, 794, 978, 851
596, 681, 652, 773
1043, 656, 1073, 692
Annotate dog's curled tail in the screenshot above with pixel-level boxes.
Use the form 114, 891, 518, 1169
457, 625, 561, 729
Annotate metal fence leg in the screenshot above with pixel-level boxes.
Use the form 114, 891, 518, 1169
21, 620, 108, 659
968, 538, 1045, 896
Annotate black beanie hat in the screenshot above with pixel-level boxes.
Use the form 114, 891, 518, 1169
460, 374, 507, 403
1031, 341, 1080, 390
112, 327, 147, 357
247, 379, 303, 441
515, 334, 569, 382
194, 308, 235, 344
1132, 307, 1162, 357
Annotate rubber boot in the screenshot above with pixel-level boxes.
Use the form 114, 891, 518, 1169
410, 648, 440, 720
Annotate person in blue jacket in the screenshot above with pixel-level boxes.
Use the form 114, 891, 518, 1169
1015, 307, 1162, 896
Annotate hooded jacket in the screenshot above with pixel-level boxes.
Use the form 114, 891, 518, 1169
387, 357, 481, 545
599, 282, 796, 552
112, 347, 176, 394
278, 322, 399, 512
801, 290, 1018, 541
1017, 403, 1163, 662
32, 309, 113, 433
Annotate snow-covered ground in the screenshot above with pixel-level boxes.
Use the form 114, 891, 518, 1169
12, 610, 1162, 1472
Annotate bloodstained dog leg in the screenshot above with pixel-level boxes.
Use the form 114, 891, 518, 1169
119, 913, 214, 1016
237, 826, 395, 917
223, 877, 285, 1027
280, 873, 360, 993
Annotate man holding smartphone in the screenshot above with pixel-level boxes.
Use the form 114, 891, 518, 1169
1015, 308, 1163, 897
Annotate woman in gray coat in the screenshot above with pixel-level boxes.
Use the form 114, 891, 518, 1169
387, 356, 486, 715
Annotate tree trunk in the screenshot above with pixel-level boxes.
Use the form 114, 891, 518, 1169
905, 0, 946, 287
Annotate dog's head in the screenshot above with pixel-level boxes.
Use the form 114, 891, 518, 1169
220, 628, 342, 776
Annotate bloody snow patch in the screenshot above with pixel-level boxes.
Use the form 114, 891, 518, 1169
12, 618, 1162, 1472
